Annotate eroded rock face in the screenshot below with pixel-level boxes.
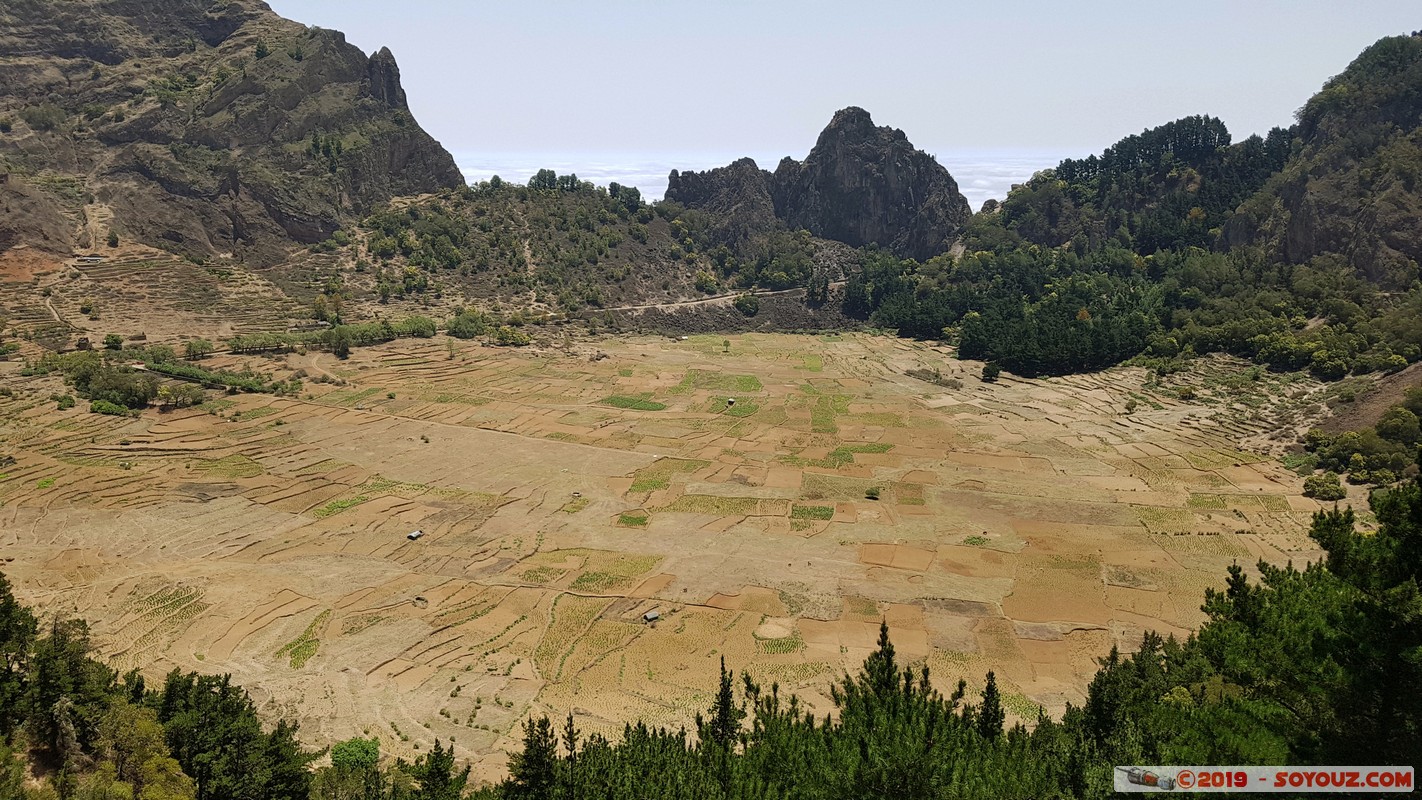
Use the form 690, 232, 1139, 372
666, 107, 971, 260
770, 107, 971, 260
1223, 35, 1422, 287
665, 158, 779, 245
0, 0, 462, 262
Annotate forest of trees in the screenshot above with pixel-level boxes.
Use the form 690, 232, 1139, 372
1303, 387, 1422, 486
4, 456, 1419, 798
837, 36, 1422, 380
841, 111, 1421, 379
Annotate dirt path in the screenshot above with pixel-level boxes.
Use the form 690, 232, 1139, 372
304, 352, 342, 383
593, 281, 845, 314
43, 294, 63, 325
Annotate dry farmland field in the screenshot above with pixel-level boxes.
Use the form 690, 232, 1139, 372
0, 332, 1340, 779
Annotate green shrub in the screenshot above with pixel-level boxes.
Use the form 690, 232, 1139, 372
494, 325, 530, 346
447, 309, 491, 339
1303, 471, 1347, 500
20, 103, 65, 131
733, 293, 760, 316
981, 362, 1001, 382
90, 399, 134, 416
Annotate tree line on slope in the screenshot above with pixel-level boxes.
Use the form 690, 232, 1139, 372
827, 36, 1422, 381
4, 452, 1420, 798
1301, 385, 1422, 488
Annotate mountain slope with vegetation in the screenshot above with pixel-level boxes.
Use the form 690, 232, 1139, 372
312, 173, 850, 315
1227, 33, 1422, 285
843, 34, 1422, 388
0, 0, 461, 264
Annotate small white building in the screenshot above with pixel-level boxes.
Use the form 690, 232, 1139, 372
407, 530, 424, 540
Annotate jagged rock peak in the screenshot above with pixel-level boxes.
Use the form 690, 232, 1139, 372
364, 46, 408, 109
667, 107, 971, 260
774, 107, 971, 260
664, 158, 778, 245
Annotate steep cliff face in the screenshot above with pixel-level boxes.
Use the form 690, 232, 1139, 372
0, 0, 462, 262
664, 157, 779, 245
1225, 35, 1422, 287
770, 107, 971, 260
666, 108, 971, 260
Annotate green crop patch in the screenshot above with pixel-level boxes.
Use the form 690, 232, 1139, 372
784, 442, 893, 470
669, 370, 764, 395
1187, 493, 1228, 510
277, 609, 330, 669
617, 512, 649, 527
320, 387, 384, 408
312, 495, 369, 518
755, 631, 805, 655
193, 454, 264, 479
570, 571, 633, 593
521, 566, 563, 584
232, 406, 280, 421
801, 472, 876, 501
655, 495, 761, 515
600, 394, 667, 411
791, 504, 834, 520
628, 458, 708, 492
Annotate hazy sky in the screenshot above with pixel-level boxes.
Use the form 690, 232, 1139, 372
267, 1, 1418, 201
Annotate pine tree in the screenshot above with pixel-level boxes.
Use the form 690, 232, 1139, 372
863, 621, 898, 698
507, 717, 558, 800
408, 739, 468, 800
696, 656, 744, 797
706, 657, 743, 750
0, 572, 36, 737
562, 713, 579, 800
977, 671, 1005, 740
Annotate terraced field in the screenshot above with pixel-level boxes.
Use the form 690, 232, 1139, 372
0, 332, 1339, 782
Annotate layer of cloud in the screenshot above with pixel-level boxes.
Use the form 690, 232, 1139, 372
452, 148, 1075, 212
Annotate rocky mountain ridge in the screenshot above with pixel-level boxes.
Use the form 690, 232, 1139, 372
0, 0, 461, 264
666, 107, 972, 260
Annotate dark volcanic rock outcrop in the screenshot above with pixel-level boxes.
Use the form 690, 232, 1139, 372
666, 108, 971, 260
770, 107, 972, 260
663, 157, 779, 246
0, 0, 462, 262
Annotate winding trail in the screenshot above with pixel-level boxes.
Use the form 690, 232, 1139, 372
590, 281, 845, 314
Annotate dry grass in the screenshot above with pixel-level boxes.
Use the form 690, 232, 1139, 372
0, 332, 1323, 777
